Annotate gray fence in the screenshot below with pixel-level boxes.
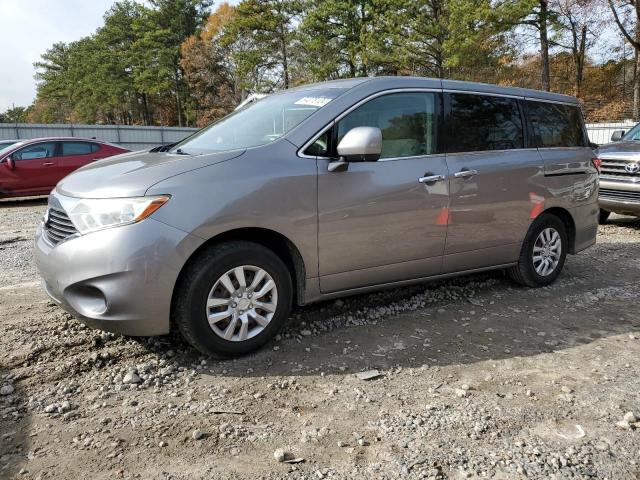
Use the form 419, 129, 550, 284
586, 121, 636, 145
0, 123, 198, 150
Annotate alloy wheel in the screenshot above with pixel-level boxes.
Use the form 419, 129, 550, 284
205, 265, 278, 342
532, 227, 562, 276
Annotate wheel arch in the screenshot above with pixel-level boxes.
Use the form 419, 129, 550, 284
172, 227, 307, 314
540, 207, 577, 253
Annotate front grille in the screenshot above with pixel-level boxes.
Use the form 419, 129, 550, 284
599, 188, 640, 203
600, 158, 640, 179
44, 207, 78, 245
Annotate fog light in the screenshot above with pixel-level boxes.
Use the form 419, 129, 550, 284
65, 285, 107, 316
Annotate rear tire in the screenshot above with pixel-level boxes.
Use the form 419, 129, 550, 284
173, 241, 293, 357
508, 214, 567, 287
598, 209, 610, 225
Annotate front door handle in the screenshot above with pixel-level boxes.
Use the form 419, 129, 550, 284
454, 169, 478, 179
418, 174, 446, 184
42, 162, 54, 166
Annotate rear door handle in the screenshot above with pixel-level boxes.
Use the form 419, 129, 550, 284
454, 169, 478, 178
418, 174, 446, 184
42, 162, 54, 166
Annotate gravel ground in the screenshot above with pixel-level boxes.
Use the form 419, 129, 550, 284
1, 197, 639, 480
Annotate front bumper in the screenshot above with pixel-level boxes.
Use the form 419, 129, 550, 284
35, 218, 203, 336
599, 179, 640, 216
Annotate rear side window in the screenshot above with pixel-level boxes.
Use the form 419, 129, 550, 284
62, 142, 93, 156
448, 93, 524, 152
91, 143, 101, 153
526, 101, 586, 148
336, 92, 437, 159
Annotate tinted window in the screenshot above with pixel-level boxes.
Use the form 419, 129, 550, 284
91, 143, 101, 153
448, 94, 523, 152
13, 142, 57, 160
62, 142, 93, 156
337, 93, 437, 159
527, 101, 586, 148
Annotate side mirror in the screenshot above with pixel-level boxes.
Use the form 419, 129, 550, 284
336, 127, 382, 162
611, 130, 625, 142
3, 156, 14, 170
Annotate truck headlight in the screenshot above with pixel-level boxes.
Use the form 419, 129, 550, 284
58, 195, 170, 234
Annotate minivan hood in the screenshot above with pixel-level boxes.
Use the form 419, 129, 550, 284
56, 149, 246, 198
597, 141, 640, 157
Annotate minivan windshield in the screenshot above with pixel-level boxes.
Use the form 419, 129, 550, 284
171, 88, 347, 155
622, 123, 640, 141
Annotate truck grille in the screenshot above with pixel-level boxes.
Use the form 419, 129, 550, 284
599, 188, 640, 203
600, 158, 640, 179
44, 207, 78, 245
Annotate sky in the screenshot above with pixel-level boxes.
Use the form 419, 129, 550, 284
0, 0, 120, 111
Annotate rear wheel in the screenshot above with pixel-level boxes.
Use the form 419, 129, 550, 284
508, 214, 567, 287
599, 209, 611, 225
173, 241, 293, 357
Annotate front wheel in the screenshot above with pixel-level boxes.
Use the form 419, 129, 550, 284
508, 214, 568, 287
173, 241, 293, 357
599, 209, 611, 225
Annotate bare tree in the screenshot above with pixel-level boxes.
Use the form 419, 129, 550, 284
552, 0, 607, 97
608, 0, 640, 118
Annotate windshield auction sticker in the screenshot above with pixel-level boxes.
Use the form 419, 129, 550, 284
294, 97, 333, 107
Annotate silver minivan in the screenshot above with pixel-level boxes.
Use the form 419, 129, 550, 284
35, 77, 599, 356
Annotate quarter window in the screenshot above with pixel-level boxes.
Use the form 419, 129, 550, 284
448, 94, 524, 152
304, 131, 331, 157
527, 101, 586, 148
336, 93, 437, 159
61, 142, 93, 156
13, 142, 57, 160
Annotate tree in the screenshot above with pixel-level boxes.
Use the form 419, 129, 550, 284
551, 0, 606, 97
132, 0, 212, 126
0, 106, 29, 123
181, 3, 238, 126
300, 0, 401, 79
608, 0, 640, 119
405, 0, 526, 79
517, 0, 558, 91
223, 0, 302, 89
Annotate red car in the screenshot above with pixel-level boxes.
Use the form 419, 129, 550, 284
0, 137, 130, 198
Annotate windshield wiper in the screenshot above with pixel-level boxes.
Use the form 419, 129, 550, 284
150, 142, 177, 152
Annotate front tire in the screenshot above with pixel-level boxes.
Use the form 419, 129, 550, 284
508, 214, 567, 287
598, 209, 610, 225
173, 241, 293, 357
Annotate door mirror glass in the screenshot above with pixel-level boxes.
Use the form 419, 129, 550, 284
611, 130, 625, 142
336, 127, 382, 162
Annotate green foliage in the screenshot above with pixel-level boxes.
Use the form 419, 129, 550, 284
31, 0, 210, 125
23, 0, 629, 125
0, 106, 30, 123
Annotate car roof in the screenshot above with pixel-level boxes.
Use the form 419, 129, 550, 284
6, 136, 115, 143
291, 76, 578, 104
0, 137, 128, 155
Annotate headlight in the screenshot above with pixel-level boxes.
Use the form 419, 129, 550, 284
58, 195, 170, 234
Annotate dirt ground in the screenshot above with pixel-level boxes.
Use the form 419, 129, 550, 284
1, 198, 639, 480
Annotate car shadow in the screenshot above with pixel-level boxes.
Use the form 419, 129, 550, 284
607, 214, 640, 229
138, 238, 640, 379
